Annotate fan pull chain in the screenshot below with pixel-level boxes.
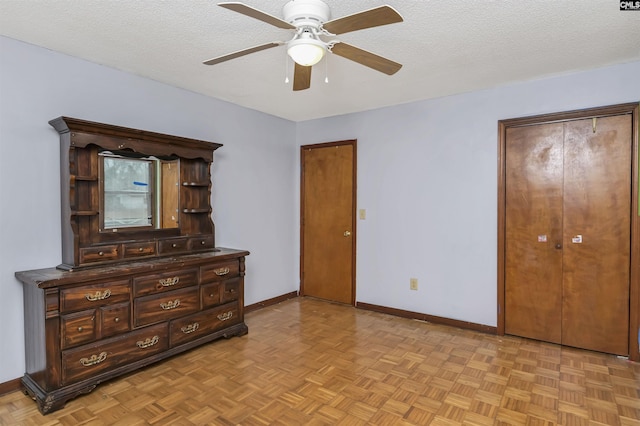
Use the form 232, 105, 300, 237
324, 55, 329, 84
284, 55, 290, 84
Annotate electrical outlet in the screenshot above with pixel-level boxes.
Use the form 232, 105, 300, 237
410, 278, 418, 291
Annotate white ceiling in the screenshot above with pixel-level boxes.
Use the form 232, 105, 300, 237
1, 1, 639, 122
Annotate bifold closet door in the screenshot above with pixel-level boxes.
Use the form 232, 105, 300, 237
505, 123, 564, 344
505, 114, 631, 355
561, 115, 631, 355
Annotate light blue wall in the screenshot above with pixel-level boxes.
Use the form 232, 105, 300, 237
1, 33, 639, 384
295, 60, 640, 327
0, 36, 298, 382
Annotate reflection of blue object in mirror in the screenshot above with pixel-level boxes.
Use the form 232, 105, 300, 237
133, 181, 148, 186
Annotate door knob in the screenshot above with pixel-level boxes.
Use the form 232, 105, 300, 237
555, 243, 562, 249
344, 231, 351, 237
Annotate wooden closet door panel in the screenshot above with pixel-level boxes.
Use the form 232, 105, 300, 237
505, 123, 564, 343
562, 115, 632, 355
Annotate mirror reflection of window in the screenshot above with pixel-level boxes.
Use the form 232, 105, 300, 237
103, 156, 153, 229
100, 153, 179, 231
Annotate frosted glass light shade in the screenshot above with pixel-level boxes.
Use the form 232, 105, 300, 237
287, 39, 325, 66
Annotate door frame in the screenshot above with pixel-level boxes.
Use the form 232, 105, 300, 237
300, 140, 357, 305
497, 102, 640, 361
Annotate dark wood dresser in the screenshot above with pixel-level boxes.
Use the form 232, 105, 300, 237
16, 117, 248, 414
17, 249, 248, 414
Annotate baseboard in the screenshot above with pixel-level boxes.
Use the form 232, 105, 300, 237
245, 291, 299, 313
356, 302, 497, 334
0, 377, 22, 396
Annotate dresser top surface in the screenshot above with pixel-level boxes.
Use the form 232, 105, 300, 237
16, 247, 249, 288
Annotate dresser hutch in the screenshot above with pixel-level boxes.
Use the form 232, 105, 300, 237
16, 117, 249, 414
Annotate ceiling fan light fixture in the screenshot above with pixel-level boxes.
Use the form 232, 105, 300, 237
209, 1, 404, 90
287, 36, 325, 66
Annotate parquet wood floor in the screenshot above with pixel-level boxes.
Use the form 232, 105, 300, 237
1, 297, 639, 425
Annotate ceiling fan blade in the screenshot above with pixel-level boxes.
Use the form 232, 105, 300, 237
323, 5, 403, 35
293, 63, 311, 91
218, 2, 295, 30
331, 42, 402, 75
203, 42, 283, 65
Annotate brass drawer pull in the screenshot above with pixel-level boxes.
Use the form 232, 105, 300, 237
85, 289, 111, 301
200, 240, 206, 245
136, 335, 159, 349
181, 322, 200, 334
217, 311, 233, 321
114, 317, 120, 323
77, 326, 84, 332
160, 299, 180, 310
80, 352, 107, 367
158, 276, 180, 287
214, 267, 230, 276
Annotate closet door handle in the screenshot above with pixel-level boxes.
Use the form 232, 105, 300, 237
555, 243, 562, 249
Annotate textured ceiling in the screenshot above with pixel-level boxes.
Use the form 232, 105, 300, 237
1, 1, 639, 122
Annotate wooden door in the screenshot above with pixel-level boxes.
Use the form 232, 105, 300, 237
561, 115, 631, 355
504, 114, 632, 355
301, 141, 356, 304
505, 123, 564, 343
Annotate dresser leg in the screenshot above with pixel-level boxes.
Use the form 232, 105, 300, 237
22, 374, 96, 415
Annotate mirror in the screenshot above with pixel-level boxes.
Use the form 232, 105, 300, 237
100, 152, 179, 231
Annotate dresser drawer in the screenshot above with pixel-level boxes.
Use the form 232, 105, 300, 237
188, 235, 214, 251
158, 238, 188, 255
101, 302, 131, 338
201, 261, 239, 283
201, 282, 221, 309
123, 241, 156, 259
61, 310, 96, 349
79, 245, 120, 264
133, 268, 198, 297
221, 278, 241, 303
61, 303, 131, 350
60, 279, 131, 313
169, 302, 241, 347
134, 287, 199, 327
61, 323, 167, 385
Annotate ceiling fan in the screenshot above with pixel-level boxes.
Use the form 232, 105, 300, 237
203, 0, 404, 91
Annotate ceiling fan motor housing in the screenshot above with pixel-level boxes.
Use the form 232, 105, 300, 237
283, 0, 330, 28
